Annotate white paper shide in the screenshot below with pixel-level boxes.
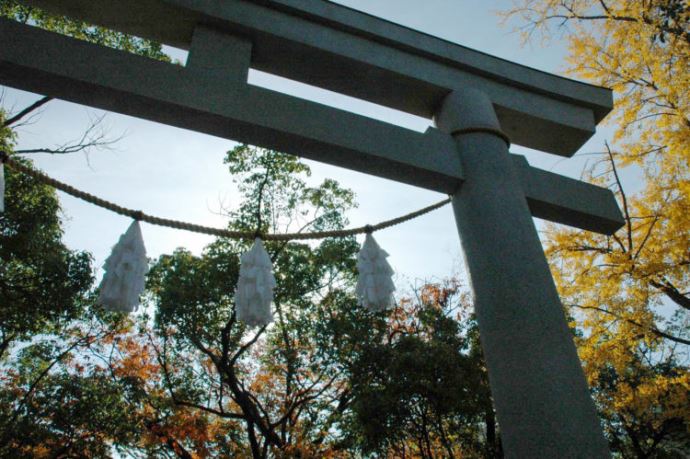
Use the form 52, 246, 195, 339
98, 221, 148, 313
356, 233, 395, 312
236, 238, 275, 327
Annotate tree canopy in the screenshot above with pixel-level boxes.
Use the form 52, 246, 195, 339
0, 0, 169, 61
0, 139, 500, 457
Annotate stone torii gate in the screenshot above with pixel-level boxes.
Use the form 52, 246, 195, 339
0, 1, 624, 456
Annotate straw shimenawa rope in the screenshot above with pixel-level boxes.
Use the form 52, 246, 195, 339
1, 153, 450, 241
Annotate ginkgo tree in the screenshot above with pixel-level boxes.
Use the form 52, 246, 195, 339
503, 1, 689, 457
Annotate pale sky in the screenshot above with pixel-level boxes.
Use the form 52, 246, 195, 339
2, 0, 617, 291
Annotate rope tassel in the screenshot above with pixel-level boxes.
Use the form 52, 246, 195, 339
236, 238, 275, 327
356, 233, 395, 312
98, 220, 148, 313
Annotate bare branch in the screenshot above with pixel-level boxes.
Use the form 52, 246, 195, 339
605, 142, 632, 253
649, 279, 690, 311
570, 303, 690, 345
632, 215, 660, 260
229, 325, 266, 366
14, 114, 122, 156
147, 330, 244, 420
2, 96, 53, 127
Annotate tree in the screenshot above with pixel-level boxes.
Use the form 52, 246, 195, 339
145, 146, 501, 458
0, 119, 94, 362
0, 0, 169, 61
0, 317, 140, 457
146, 145, 362, 457
503, 1, 690, 456
345, 281, 499, 458
0, 0, 170, 368
0, 3, 181, 456
0, 0, 171, 360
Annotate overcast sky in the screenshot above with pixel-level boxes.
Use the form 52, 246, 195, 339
2, 0, 616, 292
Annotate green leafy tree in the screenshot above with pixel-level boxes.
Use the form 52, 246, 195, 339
0, 0, 171, 359
146, 147, 500, 457
146, 145, 363, 457
346, 282, 499, 458
0, 123, 93, 360
0, 2, 177, 456
0, 0, 169, 61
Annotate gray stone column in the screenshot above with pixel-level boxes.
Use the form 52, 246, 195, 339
435, 89, 609, 458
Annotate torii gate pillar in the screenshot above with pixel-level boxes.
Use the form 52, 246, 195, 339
436, 89, 609, 457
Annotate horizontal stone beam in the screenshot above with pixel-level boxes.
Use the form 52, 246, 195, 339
20, 0, 612, 156
512, 155, 624, 235
0, 18, 462, 193
0, 19, 623, 234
